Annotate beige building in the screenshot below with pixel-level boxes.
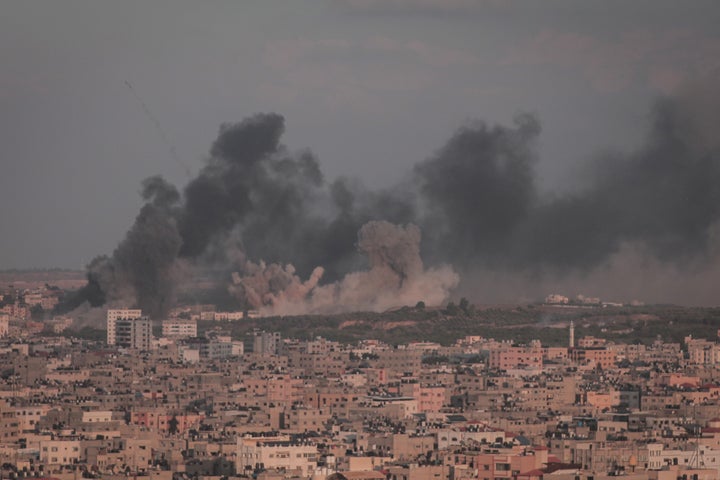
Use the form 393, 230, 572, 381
0, 401, 19, 446
0, 314, 8, 337
488, 342, 543, 370
236, 434, 318, 476
14, 405, 49, 432
373, 348, 423, 379
106, 309, 142, 345
40, 438, 82, 465
162, 318, 197, 338
687, 338, 720, 365
82, 411, 114, 423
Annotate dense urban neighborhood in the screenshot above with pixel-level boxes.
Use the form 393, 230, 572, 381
5, 1, 720, 480
2, 283, 720, 480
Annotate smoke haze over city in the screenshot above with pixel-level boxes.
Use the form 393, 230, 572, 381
3, 1, 720, 312
66, 79, 720, 317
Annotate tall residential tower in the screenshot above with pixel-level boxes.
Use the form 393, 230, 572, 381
106, 309, 151, 349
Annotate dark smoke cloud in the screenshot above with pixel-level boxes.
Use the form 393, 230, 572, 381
178, 114, 339, 278
65, 113, 389, 318
515, 90, 720, 272
414, 113, 541, 265
405, 82, 720, 279
65, 78, 720, 318
178, 113, 288, 258
89, 176, 182, 318
60, 176, 183, 318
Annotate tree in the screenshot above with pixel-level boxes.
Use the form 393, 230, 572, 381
459, 297, 470, 314
415, 301, 426, 310
445, 302, 460, 316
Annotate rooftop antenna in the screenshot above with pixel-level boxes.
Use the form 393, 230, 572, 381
124, 80, 192, 178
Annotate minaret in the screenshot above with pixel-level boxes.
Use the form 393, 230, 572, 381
569, 320, 575, 349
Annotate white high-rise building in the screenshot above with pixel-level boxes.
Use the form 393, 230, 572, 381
106, 309, 142, 345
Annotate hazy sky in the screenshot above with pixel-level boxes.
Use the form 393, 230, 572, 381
2, 0, 720, 269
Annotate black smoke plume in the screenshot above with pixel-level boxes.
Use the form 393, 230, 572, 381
414, 113, 541, 265
64, 80, 720, 317
515, 90, 720, 271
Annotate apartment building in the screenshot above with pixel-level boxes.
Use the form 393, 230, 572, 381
115, 316, 152, 350
236, 434, 318, 476
106, 309, 142, 345
488, 342, 543, 370
161, 318, 197, 338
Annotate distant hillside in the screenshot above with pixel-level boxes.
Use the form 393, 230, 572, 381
0, 269, 86, 290
197, 304, 720, 346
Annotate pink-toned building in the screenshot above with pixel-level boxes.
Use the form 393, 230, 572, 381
584, 392, 615, 411
658, 373, 701, 388
1, 303, 29, 320
489, 343, 543, 370
473, 448, 549, 480
131, 408, 204, 433
400, 383, 447, 413
570, 347, 615, 369
267, 375, 304, 404
577, 336, 607, 348
366, 368, 389, 385
243, 377, 268, 397
304, 388, 360, 410
418, 386, 446, 413
542, 347, 569, 361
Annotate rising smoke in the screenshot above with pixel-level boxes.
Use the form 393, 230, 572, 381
229, 221, 459, 315
414, 113, 541, 267
66, 176, 182, 319
65, 77, 720, 318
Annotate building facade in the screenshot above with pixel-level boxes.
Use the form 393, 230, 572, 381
115, 316, 152, 350
106, 309, 142, 345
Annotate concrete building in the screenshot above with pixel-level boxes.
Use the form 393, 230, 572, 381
214, 311, 245, 321
570, 347, 615, 369
236, 434, 318, 476
0, 314, 8, 338
488, 342, 543, 371
687, 337, 720, 365
373, 348, 423, 378
252, 331, 281, 355
161, 318, 197, 338
39, 439, 82, 465
115, 316, 152, 350
106, 309, 142, 345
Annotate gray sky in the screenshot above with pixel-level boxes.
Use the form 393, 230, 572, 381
2, 0, 720, 269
